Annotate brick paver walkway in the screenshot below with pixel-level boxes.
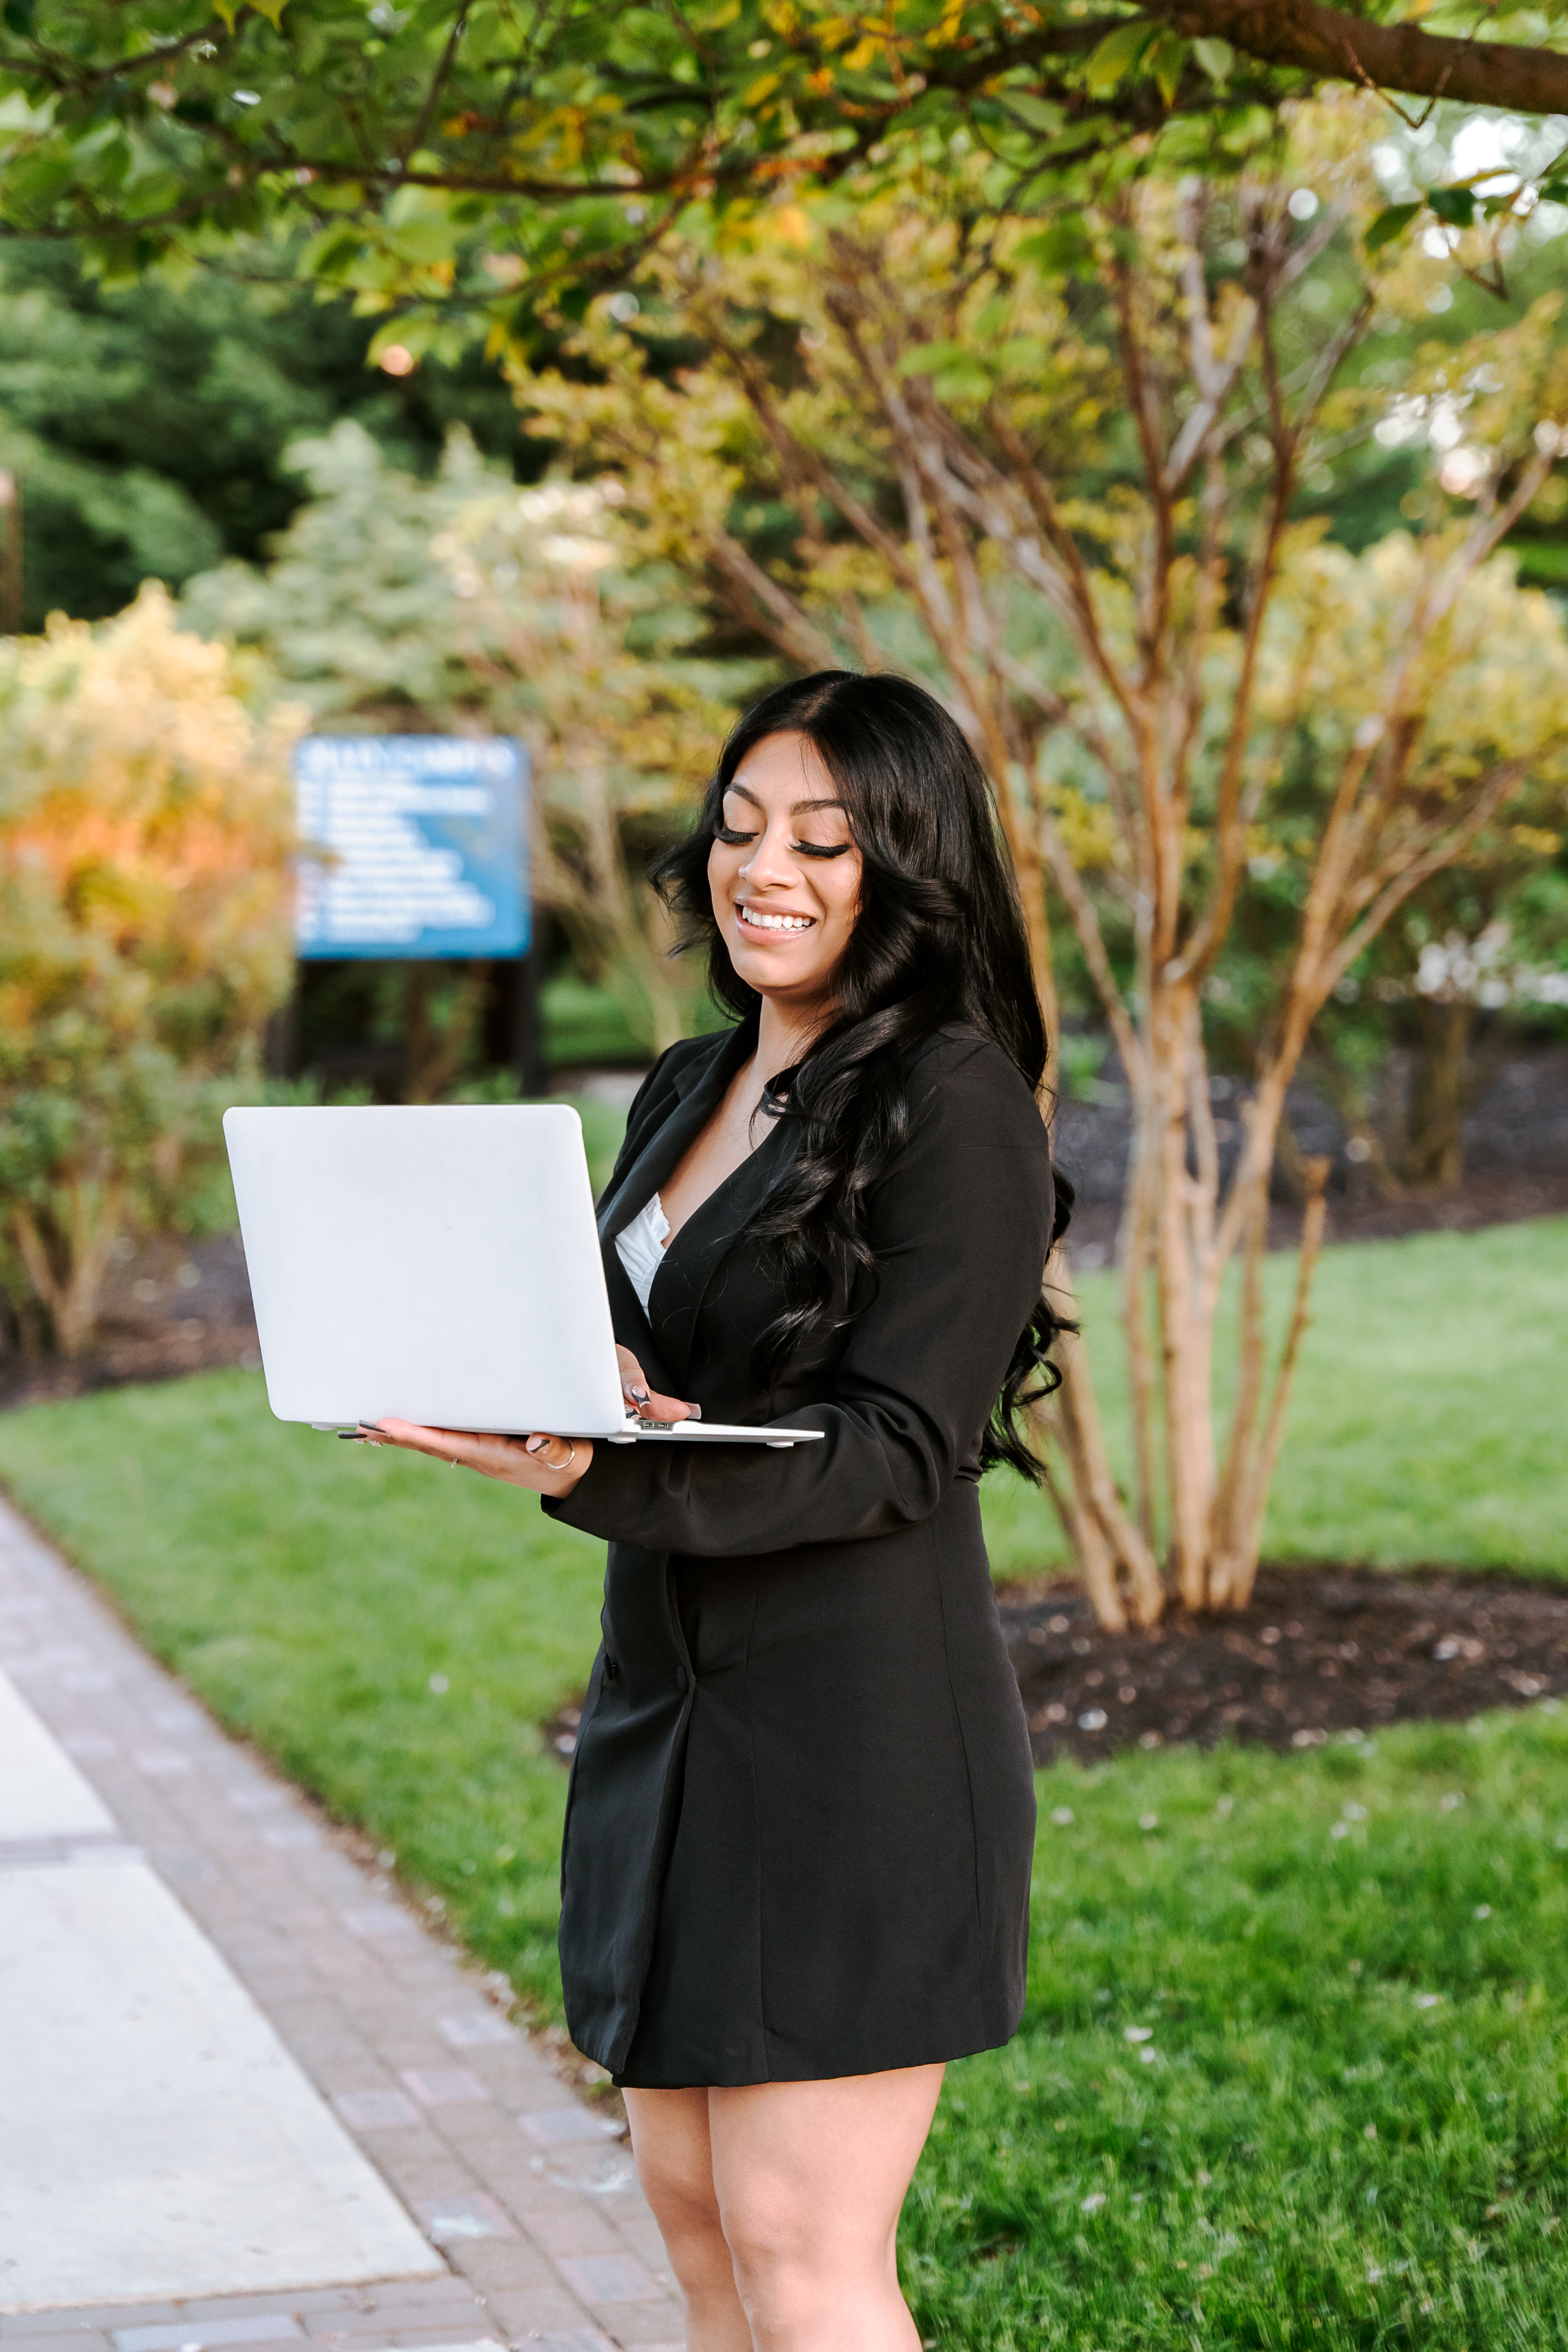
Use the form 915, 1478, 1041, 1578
0, 1495, 685, 2352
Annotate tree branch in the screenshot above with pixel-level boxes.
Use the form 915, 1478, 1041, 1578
399, 0, 472, 173
705, 532, 842, 671
1152, 0, 1568, 118
1032, 782, 1145, 1087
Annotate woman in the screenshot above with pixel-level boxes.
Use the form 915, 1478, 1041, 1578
369, 671, 1070, 2351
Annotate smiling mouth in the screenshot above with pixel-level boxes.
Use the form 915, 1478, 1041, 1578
736, 902, 815, 933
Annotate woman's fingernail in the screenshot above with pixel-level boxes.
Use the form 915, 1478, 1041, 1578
630, 1385, 649, 1402
525, 1436, 546, 1455
686, 1403, 701, 1420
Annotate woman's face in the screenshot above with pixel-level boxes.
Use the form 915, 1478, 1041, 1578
707, 730, 863, 1020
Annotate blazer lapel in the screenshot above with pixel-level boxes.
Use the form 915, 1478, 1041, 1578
595, 1023, 749, 1248
593, 1020, 753, 1391
650, 1102, 803, 1393
593, 1010, 805, 1394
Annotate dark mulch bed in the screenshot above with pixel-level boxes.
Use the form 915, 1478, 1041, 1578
1000, 1564, 1568, 1763
1062, 1165, 1568, 1272
0, 1231, 261, 1412
541, 1566, 1568, 1767
1057, 1044, 1568, 1272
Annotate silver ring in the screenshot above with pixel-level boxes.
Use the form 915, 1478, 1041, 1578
550, 1439, 577, 1475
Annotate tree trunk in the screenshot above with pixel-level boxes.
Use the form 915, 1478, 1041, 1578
1399, 998, 1478, 1190
10, 1177, 126, 1359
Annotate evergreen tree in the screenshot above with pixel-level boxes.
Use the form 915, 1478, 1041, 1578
0, 242, 526, 624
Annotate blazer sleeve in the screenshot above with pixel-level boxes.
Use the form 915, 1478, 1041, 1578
544, 1036, 1055, 1557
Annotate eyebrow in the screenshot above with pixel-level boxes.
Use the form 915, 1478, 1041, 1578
725, 780, 847, 817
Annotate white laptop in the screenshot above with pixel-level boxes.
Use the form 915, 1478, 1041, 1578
223, 1104, 822, 1448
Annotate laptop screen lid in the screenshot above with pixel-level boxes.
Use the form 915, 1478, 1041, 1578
224, 1103, 630, 1438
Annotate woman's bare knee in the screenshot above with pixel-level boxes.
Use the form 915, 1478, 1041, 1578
626, 2095, 718, 2214
706, 2069, 939, 2348
623, 2088, 740, 2309
721, 2179, 895, 2292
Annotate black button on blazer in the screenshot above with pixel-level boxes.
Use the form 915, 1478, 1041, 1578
544, 1015, 1054, 2087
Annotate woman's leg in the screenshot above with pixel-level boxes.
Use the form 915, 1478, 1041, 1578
622, 2086, 753, 2351
709, 2064, 944, 2352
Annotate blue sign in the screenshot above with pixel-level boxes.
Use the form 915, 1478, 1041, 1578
295, 735, 530, 960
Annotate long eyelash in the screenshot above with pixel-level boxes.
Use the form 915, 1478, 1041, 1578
714, 825, 851, 861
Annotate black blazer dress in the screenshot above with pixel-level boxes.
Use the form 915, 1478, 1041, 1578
543, 1014, 1054, 2088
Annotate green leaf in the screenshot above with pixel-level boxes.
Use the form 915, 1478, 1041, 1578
388, 215, 457, 264
894, 341, 995, 402
1083, 21, 1154, 100
1145, 30, 1189, 108
896, 339, 984, 378
4, 149, 73, 207
1000, 90, 1064, 136
1427, 184, 1477, 229
299, 222, 366, 278
929, 365, 995, 403
1538, 178, 1568, 206
1365, 201, 1420, 256
1218, 103, 1276, 156
1013, 219, 1094, 279
311, 182, 366, 214
1157, 113, 1222, 167
1192, 35, 1234, 85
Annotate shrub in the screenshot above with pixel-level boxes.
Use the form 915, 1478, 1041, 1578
0, 583, 298, 1353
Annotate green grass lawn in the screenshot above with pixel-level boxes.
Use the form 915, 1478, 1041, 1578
909, 1717, 1568, 2347
983, 1216, 1568, 1578
1, 1218, 1566, 2345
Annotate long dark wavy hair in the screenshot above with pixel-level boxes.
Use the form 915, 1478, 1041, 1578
650, 670, 1074, 1482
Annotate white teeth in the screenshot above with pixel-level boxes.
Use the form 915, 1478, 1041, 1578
738, 905, 812, 932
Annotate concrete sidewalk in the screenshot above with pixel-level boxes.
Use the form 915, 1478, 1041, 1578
0, 1496, 685, 2352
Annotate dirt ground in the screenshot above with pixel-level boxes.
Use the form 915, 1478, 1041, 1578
1001, 1563, 1568, 1762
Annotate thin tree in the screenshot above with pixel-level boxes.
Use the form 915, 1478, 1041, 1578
513, 105, 1568, 1620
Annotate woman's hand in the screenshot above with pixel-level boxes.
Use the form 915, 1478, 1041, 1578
356, 1419, 591, 1498
354, 1343, 696, 1489
617, 1344, 699, 1424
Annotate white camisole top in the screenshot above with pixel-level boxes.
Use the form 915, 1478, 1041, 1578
615, 1193, 670, 1312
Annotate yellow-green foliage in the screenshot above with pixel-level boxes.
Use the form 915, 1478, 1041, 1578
1263, 529, 1568, 777
0, 583, 298, 1351
1240, 530, 1568, 944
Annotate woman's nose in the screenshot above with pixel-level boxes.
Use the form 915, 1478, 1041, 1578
740, 820, 797, 886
